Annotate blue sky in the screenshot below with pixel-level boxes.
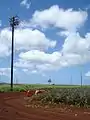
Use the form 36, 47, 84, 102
0, 0, 90, 85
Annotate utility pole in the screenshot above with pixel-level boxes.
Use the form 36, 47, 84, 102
80, 71, 83, 87
9, 16, 19, 91
70, 75, 72, 85
16, 76, 18, 85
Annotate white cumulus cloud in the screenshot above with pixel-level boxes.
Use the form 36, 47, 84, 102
20, 0, 31, 9
14, 28, 56, 51
15, 31, 90, 73
0, 68, 16, 77
62, 32, 90, 54
0, 5, 90, 75
85, 71, 90, 77
19, 50, 61, 64
0, 28, 56, 57
0, 28, 11, 57
30, 5, 88, 31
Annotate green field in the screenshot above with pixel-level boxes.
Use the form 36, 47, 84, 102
0, 84, 90, 107
0, 84, 90, 92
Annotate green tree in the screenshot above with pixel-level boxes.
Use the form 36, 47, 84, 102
48, 79, 52, 85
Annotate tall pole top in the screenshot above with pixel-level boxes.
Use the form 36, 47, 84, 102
9, 15, 19, 27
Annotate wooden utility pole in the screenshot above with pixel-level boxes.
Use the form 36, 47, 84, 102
9, 16, 19, 91
70, 75, 72, 85
80, 71, 83, 87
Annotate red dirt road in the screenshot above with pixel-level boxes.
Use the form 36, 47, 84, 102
0, 92, 90, 120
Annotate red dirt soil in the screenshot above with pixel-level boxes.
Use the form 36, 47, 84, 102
0, 92, 90, 120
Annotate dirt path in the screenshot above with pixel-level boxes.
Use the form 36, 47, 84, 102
0, 92, 90, 120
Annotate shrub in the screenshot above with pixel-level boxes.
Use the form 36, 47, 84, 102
28, 88, 90, 107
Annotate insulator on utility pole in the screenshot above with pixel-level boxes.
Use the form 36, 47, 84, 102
9, 16, 19, 91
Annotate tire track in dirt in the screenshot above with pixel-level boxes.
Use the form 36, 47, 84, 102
0, 92, 90, 120
4, 99, 64, 120
0, 92, 62, 120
